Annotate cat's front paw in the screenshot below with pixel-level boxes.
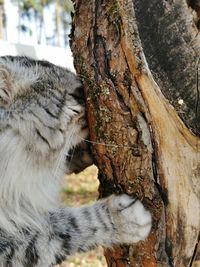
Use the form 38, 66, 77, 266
110, 194, 152, 244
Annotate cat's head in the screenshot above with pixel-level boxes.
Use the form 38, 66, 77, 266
0, 56, 88, 164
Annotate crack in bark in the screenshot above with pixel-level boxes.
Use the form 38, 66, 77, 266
151, 141, 173, 266
189, 233, 200, 267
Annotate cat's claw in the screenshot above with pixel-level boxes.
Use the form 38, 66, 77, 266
110, 194, 152, 243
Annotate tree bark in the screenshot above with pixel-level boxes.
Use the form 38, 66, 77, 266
71, 0, 200, 266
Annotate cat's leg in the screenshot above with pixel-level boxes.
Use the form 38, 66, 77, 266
33, 194, 152, 266
4, 195, 151, 266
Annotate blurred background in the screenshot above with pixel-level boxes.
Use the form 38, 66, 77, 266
0, 0, 105, 266
0, 0, 75, 70
59, 166, 106, 267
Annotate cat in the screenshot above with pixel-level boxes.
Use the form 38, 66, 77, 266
0, 56, 152, 267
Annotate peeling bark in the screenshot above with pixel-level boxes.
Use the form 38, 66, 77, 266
71, 0, 200, 266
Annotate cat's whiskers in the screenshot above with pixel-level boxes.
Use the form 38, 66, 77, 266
53, 124, 76, 180
75, 134, 135, 150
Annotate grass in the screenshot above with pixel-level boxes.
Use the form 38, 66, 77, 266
58, 165, 107, 267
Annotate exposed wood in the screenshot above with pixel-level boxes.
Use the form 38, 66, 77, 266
71, 0, 200, 266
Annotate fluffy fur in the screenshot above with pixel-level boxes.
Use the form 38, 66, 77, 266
0, 56, 152, 267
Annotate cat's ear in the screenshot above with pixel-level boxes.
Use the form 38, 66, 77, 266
0, 65, 12, 106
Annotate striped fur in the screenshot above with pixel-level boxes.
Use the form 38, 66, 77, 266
0, 56, 152, 267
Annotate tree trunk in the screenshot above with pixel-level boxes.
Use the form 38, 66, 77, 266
55, 0, 61, 46
0, 5, 3, 39
0, 0, 5, 40
71, 0, 200, 266
37, 8, 44, 45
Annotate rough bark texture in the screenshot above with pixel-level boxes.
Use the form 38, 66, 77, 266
71, 0, 200, 266
134, 0, 200, 137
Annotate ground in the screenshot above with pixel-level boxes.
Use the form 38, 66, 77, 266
58, 165, 107, 267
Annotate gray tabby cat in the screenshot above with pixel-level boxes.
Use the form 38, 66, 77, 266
0, 56, 152, 267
